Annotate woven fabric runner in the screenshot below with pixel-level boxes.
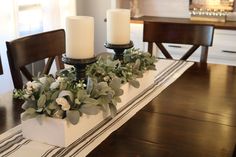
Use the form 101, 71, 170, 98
0, 59, 193, 157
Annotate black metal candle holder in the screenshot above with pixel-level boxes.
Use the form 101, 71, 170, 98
104, 41, 134, 60
62, 54, 97, 82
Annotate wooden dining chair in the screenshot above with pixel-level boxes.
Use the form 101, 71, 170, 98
6, 29, 65, 89
0, 55, 3, 75
143, 21, 215, 63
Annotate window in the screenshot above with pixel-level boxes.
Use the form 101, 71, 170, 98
17, 0, 43, 36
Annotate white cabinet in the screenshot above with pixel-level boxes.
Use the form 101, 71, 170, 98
208, 30, 236, 66
130, 23, 236, 66
161, 43, 202, 62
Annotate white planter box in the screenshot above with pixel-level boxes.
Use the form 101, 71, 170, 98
21, 112, 105, 147
21, 70, 156, 147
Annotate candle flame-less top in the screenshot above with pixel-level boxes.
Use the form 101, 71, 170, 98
66, 16, 94, 59
106, 9, 130, 45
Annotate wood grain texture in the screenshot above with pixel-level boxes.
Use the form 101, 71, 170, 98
88, 63, 236, 157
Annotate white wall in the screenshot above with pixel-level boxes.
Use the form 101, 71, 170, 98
113, 0, 190, 18
75, 0, 191, 54
138, 0, 190, 18
76, 0, 111, 54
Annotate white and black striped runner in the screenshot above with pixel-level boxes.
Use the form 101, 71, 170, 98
0, 59, 193, 157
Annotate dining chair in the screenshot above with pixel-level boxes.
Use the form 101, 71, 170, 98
143, 21, 215, 63
0, 55, 3, 75
6, 29, 65, 89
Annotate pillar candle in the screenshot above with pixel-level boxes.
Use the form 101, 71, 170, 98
66, 16, 94, 59
106, 9, 130, 45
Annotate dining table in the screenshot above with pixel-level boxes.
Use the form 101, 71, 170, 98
0, 61, 236, 157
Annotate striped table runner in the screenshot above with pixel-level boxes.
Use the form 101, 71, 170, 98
0, 59, 193, 157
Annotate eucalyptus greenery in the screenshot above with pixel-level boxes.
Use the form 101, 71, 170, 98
14, 48, 156, 125
86, 48, 156, 88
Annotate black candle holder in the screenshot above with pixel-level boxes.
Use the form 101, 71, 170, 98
104, 41, 134, 60
62, 54, 97, 82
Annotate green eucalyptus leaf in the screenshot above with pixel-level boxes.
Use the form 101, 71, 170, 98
111, 99, 117, 107
147, 65, 156, 70
45, 108, 52, 115
99, 88, 112, 96
37, 94, 46, 108
22, 100, 37, 110
114, 96, 121, 103
47, 76, 55, 84
80, 105, 100, 115
60, 81, 67, 90
110, 77, 121, 89
47, 102, 59, 110
77, 89, 89, 100
21, 108, 37, 121
129, 80, 140, 88
98, 96, 110, 105
98, 82, 108, 89
110, 78, 123, 96
116, 89, 124, 97
134, 59, 141, 70
25, 107, 36, 114
109, 103, 117, 118
83, 97, 98, 106
52, 109, 65, 119
100, 103, 109, 113
121, 70, 126, 77
51, 91, 59, 100
135, 71, 143, 78
66, 110, 80, 125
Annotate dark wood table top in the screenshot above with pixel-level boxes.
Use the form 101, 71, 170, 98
0, 62, 236, 157
131, 16, 236, 30
88, 62, 236, 157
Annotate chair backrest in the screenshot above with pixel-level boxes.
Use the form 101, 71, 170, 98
6, 29, 65, 89
143, 21, 214, 63
0, 55, 3, 75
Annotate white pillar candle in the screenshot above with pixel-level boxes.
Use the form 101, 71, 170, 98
106, 9, 130, 45
66, 16, 94, 59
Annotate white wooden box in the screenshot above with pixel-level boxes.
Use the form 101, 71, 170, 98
21, 70, 156, 147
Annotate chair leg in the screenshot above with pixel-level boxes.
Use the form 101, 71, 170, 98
148, 42, 153, 56
200, 46, 208, 63
232, 144, 236, 157
55, 55, 65, 70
